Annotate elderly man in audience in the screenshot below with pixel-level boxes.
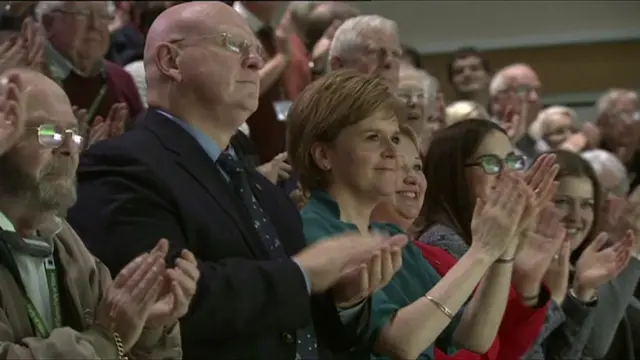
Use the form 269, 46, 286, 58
329, 14, 401, 92
582, 149, 630, 197
396, 63, 442, 151
0, 68, 192, 359
35, 1, 143, 130
67, 2, 401, 360
594, 88, 640, 193
447, 47, 491, 110
489, 63, 543, 159
529, 105, 580, 152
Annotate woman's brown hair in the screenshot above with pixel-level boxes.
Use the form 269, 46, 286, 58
547, 149, 603, 263
420, 119, 506, 243
286, 69, 405, 193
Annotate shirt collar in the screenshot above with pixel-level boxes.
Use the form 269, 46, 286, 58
45, 41, 104, 81
233, 1, 265, 33
156, 109, 227, 162
0, 210, 63, 239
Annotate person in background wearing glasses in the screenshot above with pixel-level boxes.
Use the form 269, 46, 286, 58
34, 1, 143, 131
488, 63, 543, 160
417, 119, 564, 359
0, 68, 187, 359
328, 15, 401, 92
68, 3, 396, 360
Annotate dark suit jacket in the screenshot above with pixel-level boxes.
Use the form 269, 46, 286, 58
67, 109, 368, 360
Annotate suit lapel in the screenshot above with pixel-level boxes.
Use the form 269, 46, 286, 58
141, 109, 269, 258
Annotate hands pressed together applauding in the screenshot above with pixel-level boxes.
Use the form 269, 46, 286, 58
95, 239, 200, 352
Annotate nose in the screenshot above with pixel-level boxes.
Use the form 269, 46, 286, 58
382, 139, 398, 160
565, 203, 581, 224
527, 89, 540, 103
243, 52, 263, 71
403, 172, 417, 185
52, 134, 74, 157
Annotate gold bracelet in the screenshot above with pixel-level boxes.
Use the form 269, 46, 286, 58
112, 331, 128, 360
424, 294, 453, 319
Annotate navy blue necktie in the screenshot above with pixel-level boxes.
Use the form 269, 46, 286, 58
217, 152, 318, 359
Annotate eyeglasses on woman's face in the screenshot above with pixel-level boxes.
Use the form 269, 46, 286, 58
464, 153, 527, 175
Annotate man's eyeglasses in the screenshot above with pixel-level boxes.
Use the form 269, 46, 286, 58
172, 33, 267, 62
29, 124, 84, 150
362, 44, 403, 64
465, 154, 527, 175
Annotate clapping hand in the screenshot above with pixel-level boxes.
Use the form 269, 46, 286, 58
543, 237, 571, 304
332, 234, 407, 308
470, 172, 529, 260
294, 232, 408, 296
572, 231, 633, 301
0, 72, 26, 155
257, 152, 292, 184
95, 243, 168, 351
518, 154, 559, 230
147, 240, 200, 328
513, 204, 566, 300
78, 102, 129, 148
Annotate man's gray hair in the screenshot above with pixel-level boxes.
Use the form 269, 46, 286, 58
581, 149, 629, 193
488, 63, 535, 97
328, 15, 398, 69
399, 64, 439, 111
595, 88, 639, 117
35, 1, 115, 23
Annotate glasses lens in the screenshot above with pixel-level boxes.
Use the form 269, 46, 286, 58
38, 124, 63, 148
480, 156, 502, 174
506, 155, 527, 171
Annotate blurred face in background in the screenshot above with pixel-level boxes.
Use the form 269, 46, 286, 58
492, 65, 542, 134
599, 91, 639, 153
371, 132, 426, 229
542, 111, 579, 149
451, 55, 489, 96
465, 130, 526, 201
44, 1, 113, 73
337, 28, 401, 91
553, 176, 595, 250
314, 110, 400, 199
396, 68, 442, 142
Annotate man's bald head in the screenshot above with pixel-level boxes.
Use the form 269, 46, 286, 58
2, 68, 72, 112
142, 1, 262, 140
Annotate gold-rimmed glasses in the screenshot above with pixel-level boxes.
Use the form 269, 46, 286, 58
170, 32, 267, 62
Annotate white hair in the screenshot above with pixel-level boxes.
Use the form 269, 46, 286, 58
398, 64, 439, 112
35, 1, 115, 23
595, 88, 639, 117
581, 149, 629, 193
445, 100, 490, 125
488, 63, 535, 96
529, 105, 579, 140
328, 15, 398, 70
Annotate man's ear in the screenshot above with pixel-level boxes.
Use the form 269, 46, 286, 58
155, 43, 182, 83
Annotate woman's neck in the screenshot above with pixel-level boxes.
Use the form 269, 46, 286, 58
327, 184, 379, 234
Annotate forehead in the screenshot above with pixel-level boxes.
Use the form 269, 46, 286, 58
25, 88, 76, 127
509, 68, 540, 87
474, 130, 512, 158
556, 176, 594, 198
397, 134, 419, 159
453, 55, 482, 68
351, 110, 399, 132
546, 113, 573, 126
360, 27, 399, 46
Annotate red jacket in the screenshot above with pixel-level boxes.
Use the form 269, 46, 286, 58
415, 243, 548, 360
